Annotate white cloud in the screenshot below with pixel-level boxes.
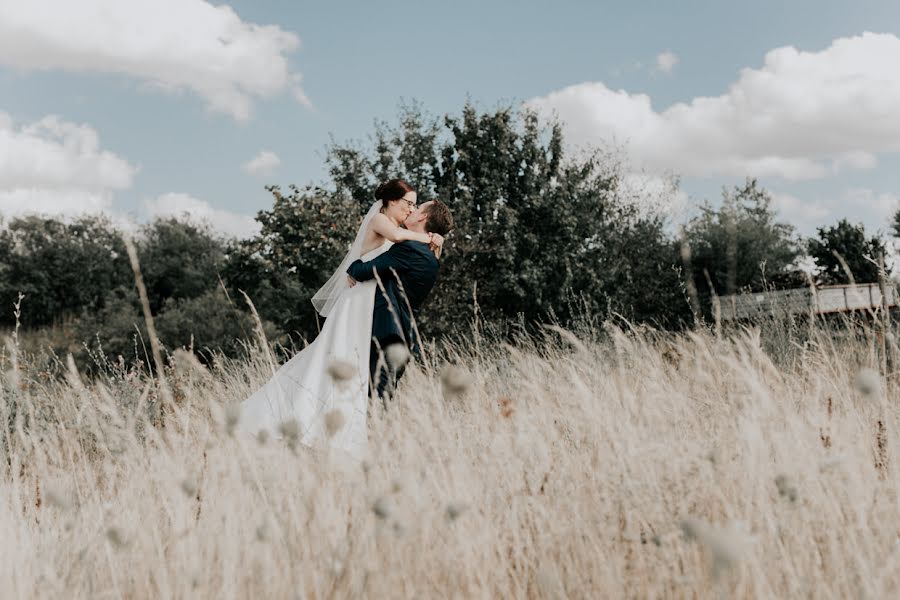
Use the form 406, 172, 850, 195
242, 150, 281, 177
0, 0, 309, 121
527, 32, 900, 181
770, 187, 899, 236
0, 111, 136, 218
656, 51, 678, 74
0, 188, 114, 220
843, 188, 899, 229
0, 110, 260, 238
144, 193, 260, 239
617, 172, 689, 222
770, 191, 831, 230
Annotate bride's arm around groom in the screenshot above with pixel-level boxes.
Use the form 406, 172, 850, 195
347, 199, 453, 354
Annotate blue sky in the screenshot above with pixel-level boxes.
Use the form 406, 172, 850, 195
2, 0, 900, 237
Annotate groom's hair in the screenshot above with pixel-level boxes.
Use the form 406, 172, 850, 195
424, 199, 453, 236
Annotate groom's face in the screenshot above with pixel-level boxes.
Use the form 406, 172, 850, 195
404, 201, 431, 229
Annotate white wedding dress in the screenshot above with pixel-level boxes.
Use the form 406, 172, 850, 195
239, 238, 392, 460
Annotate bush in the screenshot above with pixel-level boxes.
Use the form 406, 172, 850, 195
155, 288, 273, 362
0, 215, 130, 328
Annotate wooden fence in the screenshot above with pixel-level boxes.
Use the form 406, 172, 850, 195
719, 283, 898, 321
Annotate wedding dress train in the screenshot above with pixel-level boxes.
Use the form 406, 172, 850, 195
239, 240, 392, 459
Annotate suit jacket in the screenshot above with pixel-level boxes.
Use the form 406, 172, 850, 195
347, 241, 439, 354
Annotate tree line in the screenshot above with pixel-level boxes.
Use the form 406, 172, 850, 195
1, 102, 897, 368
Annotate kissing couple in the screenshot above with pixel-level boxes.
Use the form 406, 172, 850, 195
238, 179, 454, 459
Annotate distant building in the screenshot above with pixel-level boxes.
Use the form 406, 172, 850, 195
719, 283, 898, 321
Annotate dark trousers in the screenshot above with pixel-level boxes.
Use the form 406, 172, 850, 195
369, 337, 407, 402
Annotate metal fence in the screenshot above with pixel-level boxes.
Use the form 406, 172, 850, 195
719, 283, 898, 321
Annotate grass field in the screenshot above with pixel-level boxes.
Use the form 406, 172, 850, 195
2, 317, 900, 598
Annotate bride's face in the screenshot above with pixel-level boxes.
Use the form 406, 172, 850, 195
384, 192, 416, 224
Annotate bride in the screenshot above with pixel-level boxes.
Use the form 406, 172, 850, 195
238, 179, 443, 458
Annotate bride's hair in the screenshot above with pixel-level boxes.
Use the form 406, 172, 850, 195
375, 179, 414, 209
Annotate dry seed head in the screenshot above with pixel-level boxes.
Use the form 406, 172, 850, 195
441, 364, 472, 396
680, 517, 751, 579
446, 502, 467, 521
854, 368, 881, 397
819, 454, 847, 472
278, 418, 300, 441
680, 517, 704, 541
106, 527, 127, 549
181, 476, 198, 498
385, 344, 410, 370
256, 429, 270, 446
774, 474, 798, 503
327, 359, 356, 383
224, 403, 241, 435
372, 496, 392, 519
172, 348, 209, 378
45, 485, 73, 511
324, 410, 346, 438
331, 558, 344, 577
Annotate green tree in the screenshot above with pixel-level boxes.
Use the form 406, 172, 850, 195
682, 179, 804, 303
0, 215, 130, 327
238, 102, 690, 337
808, 219, 888, 284
155, 288, 273, 362
222, 186, 359, 344
891, 208, 900, 239
138, 218, 227, 314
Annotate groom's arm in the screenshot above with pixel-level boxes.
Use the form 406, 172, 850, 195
347, 243, 413, 282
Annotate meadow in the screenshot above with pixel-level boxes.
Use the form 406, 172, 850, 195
2, 312, 899, 599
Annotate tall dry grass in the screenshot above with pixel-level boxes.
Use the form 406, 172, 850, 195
2, 315, 900, 598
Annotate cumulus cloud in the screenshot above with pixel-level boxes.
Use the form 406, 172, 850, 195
144, 193, 260, 239
0, 0, 309, 120
655, 51, 678, 74
527, 32, 900, 181
0, 111, 136, 218
242, 150, 281, 177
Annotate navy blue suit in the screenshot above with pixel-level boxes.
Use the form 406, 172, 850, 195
347, 240, 439, 399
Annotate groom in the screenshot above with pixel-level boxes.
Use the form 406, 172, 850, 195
347, 199, 454, 400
